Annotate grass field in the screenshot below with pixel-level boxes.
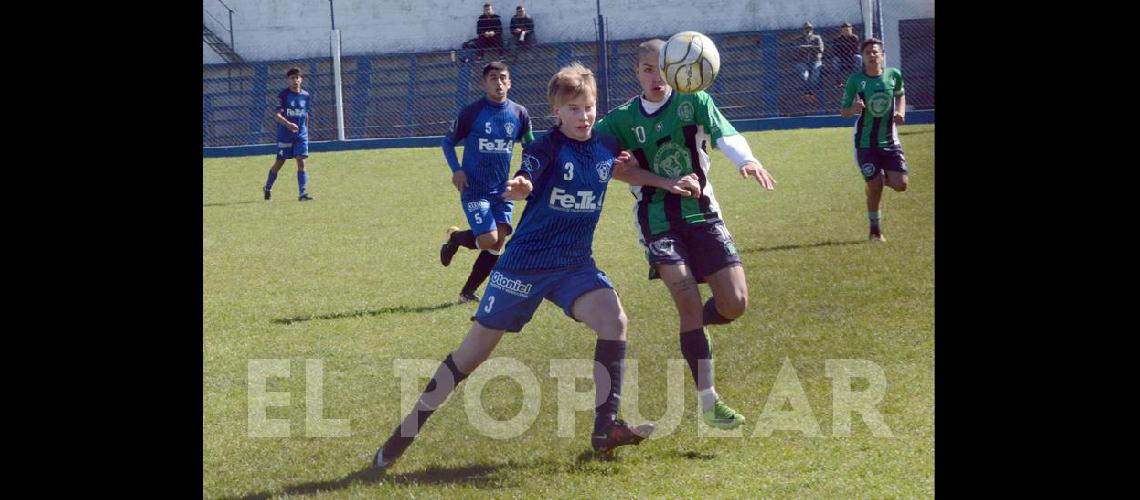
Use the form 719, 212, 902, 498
203, 124, 934, 498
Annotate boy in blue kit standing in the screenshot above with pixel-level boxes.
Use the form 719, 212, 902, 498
440, 62, 533, 303
374, 63, 703, 469
263, 67, 313, 201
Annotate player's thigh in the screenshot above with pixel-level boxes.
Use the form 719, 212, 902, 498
704, 264, 748, 317
680, 221, 742, 284
294, 140, 309, 161
451, 321, 506, 373
490, 199, 514, 235
881, 146, 909, 190
855, 147, 882, 182
655, 262, 703, 311
462, 198, 498, 236
557, 266, 623, 339
569, 287, 627, 341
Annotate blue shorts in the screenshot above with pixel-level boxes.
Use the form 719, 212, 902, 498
472, 263, 615, 333
277, 138, 309, 160
855, 145, 908, 182
462, 196, 513, 236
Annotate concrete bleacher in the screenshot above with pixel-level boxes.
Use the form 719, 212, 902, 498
203, 22, 934, 148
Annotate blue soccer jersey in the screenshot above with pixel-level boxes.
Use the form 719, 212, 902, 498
495, 128, 622, 272
442, 98, 532, 199
275, 88, 310, 142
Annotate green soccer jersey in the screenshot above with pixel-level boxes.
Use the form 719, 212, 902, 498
842, 67, 905, 148
594, 90, 737, 238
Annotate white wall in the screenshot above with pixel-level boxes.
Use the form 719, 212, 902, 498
202, 0, 933, 63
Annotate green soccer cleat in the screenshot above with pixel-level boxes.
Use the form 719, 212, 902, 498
703, 399, 746, 430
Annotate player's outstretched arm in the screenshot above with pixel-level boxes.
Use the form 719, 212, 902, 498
611, 151, 700, 197
717, 135, 775, 190
739, 161, 776, 190
501, 174, 532, 201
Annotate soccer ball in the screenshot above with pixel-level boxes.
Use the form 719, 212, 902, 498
659, 31, 721, 94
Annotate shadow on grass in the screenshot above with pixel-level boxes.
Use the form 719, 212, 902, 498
739, 239, 866, 254
575, 449, 622, 465
203, 201, 263, 208
272, 301, 463, 325
899, 129, 934, 136
229, 463, 508, 499
675, 450, 718, 460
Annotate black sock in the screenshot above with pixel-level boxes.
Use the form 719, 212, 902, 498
391, 354, 469, 442
679, 328, 714, 389
702, 297, 732, 325
592, 339, 627, 434
452, 230, 477, 249
461, 250, 499, 295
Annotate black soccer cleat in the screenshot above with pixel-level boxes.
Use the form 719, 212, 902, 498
264, 189, 271, 201
440, 226, 461, 267
591, 419, 655, 454
299, 193, 314, 201
373, 426, 416, 470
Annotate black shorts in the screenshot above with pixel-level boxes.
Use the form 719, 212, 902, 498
855, 145, 908, 182
643, 220, 742, 283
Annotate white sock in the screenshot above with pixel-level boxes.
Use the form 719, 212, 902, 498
698, 387, 719, 412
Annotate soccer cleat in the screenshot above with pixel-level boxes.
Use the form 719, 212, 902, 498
264, 189, 271, 201
373, 428, 415, 470
458, 290, 480, 303
299, 194, 313, 201
869, 231, 886, 243
440, 226, 461, 267
703, 399, 746, 430
591, 419, 655, 454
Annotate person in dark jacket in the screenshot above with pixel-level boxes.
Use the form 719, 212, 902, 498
474, 3, 504, 61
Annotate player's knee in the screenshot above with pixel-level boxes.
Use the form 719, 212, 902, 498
719, 293, 748, 319
595, 311, 628, 340
890, 180, 908, 192
475, 232, 498, 249
453, 349, 488, 374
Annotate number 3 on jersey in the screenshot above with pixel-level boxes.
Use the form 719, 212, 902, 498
483, 295, 495, 313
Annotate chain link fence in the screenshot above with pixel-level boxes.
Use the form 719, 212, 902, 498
203, 1, 933, 148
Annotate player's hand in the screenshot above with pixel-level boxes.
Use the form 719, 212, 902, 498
501, 176, 532, 201
893, 112, 905, 125
740, 161, 776, 190
613, 150, 638, 170
668, 173, 701, 198
853, 97, 865, 113
287, 122, 299, 133
452, 170, 468, 192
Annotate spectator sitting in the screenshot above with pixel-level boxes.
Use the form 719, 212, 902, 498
474, 3, 504, 61
795, 21, 824, 104
506, 5, 536, 59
